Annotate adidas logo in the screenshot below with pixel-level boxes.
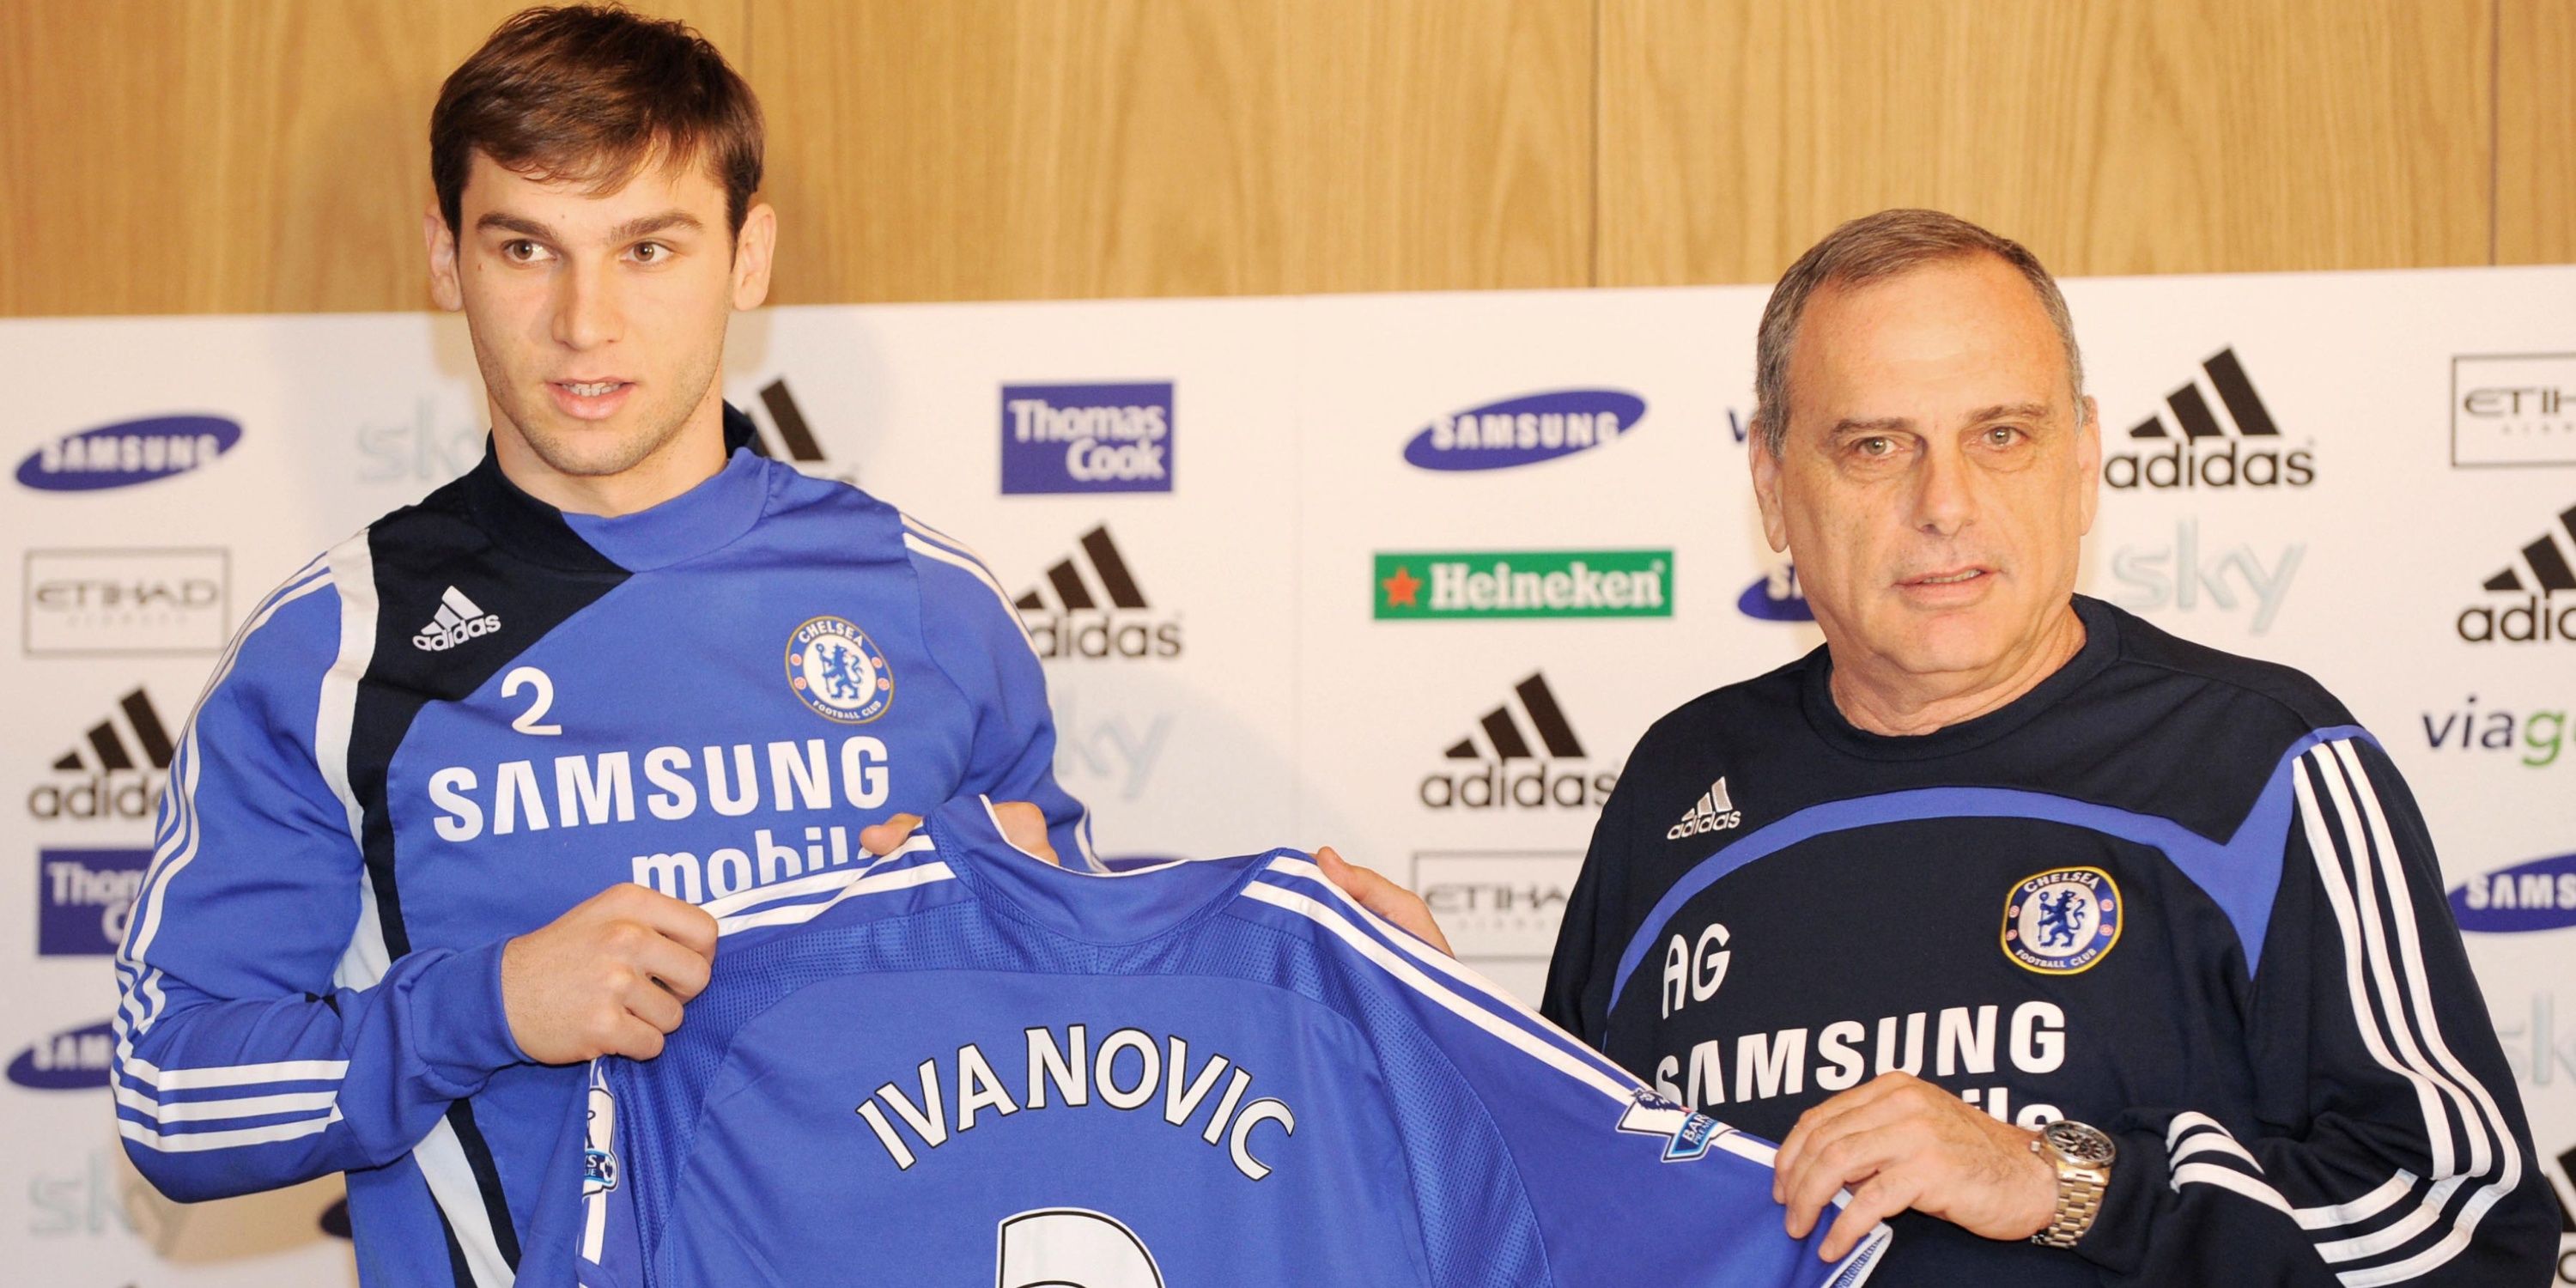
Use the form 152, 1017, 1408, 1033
1419, 672, 1618, 810
1666, 777, 1743, 841
30, 687, 172, 821
2458, 503, 2576, 644
739, 379, 854, 483
2104, 348, 2314, 490
413, 586, 501, 652
1012, 526, 1182, 660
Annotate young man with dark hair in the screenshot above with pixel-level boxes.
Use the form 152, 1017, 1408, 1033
110, 9, 1091, 1286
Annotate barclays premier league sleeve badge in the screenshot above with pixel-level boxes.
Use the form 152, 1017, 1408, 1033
2002, 866, 2122, 975
786, 616, 895, 724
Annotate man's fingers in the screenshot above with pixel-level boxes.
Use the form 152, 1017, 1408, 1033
635, 933, 714, 1002
860, 812, 925, 858
1315, 847, 1454, 956
988, 800, 1059, 866
624, 977, 684, 1034
611, 1017, 667, 1061
1818, 1172, 1914, 1262
1781, 1119, 1916, 1237
599, 881, 720, 958
1774, 1073, 1916, 1195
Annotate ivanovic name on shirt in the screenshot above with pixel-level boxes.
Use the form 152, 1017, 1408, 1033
854, 1024, 1297, 1182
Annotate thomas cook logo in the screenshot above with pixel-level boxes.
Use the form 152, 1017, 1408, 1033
1402, 390, 1646, 471
786, 617, 894, 724
2002, 867, 2122, 975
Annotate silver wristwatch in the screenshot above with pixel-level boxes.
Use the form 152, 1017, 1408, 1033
2029, 1119, 2115, 1248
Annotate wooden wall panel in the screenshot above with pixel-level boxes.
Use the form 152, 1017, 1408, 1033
751, 0, 1591, 304
1276, 0, 1594, 295
750, 0, 1291, 302
0, 1, 747, 318
1595, 0, 2497, 286
2497, 0, 2576, 265
0, 1, 2549, 316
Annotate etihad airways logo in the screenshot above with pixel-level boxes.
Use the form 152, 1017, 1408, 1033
1420, 673, 1618, 810
1374, 550, 1670, 619
2458, 503, 2576, 644
2105, 349, 2312, 490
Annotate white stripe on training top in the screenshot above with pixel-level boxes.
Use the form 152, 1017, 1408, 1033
2316, 747, 2490, 1175
115, 1085, 341, 1124
900, 524, 1038, 654
118, 560, 331, 1036
2318, 742, 2520, 1287
319, 531, 390, 997
115, 562, 335, 1090
2200, 742, 2519, 1285
121, 1109, 343, 1153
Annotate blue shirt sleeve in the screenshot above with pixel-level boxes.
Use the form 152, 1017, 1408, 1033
902, 518, 1099, 870
111, 562, 525, 1201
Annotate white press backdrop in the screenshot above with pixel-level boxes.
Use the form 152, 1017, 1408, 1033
5, 266, 2573, 1282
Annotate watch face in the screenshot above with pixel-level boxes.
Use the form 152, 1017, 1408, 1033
2045, 1120, 2117, 1165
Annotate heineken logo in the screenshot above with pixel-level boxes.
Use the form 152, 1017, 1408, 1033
1376, 550, 1672, 620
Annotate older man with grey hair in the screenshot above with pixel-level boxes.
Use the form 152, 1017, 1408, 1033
1502, 209, 2557, 1285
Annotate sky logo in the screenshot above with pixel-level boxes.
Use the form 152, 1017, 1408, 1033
1001, 383, 1175, 494
17, 415, 241, 492
2451, 852, 2576, 933
1402, 390, 1645, 471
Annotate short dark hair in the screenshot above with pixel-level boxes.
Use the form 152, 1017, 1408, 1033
1752, 209, 2083, 457
430, 4, 763, 240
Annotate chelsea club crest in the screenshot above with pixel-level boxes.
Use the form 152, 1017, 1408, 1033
786, 616, 894, 724
2002, 866, 2122, 975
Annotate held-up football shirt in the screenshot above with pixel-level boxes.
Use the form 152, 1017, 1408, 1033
531, 796, 1892, 1288
1543, 596, 2556, 1286
112, 409, 1093, 1288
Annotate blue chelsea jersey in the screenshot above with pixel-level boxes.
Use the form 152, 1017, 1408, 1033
112, 409, 1094, 1288
528, 797, 1890, 1288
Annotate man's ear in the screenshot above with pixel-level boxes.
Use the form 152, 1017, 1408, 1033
424, 204, 463, 313
730, 199, 776, 312
1749, 420, 1791, 553
2074, 393, 2101, 537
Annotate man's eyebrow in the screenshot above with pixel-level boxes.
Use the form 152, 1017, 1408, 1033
1964, 402, 2054, 424
469, 210, 705, 243
474, 212, 557, 240
606, 211, 704, 242
1829, 416, 1913, 436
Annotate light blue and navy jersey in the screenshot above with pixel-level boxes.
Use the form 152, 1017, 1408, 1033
1545, 596, 2557, 1286
112, 409, 1093, 1288
531, 796, 1890, 1288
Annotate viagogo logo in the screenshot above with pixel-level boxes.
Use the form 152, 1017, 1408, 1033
2420, 696, 2567, 768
